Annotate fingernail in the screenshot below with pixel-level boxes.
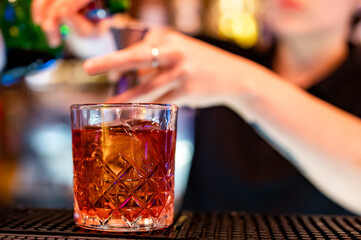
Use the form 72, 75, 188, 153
48, 37, 60, 47
42, 20, 52, 31
83, 61, 94, 74
108, 71, 120, 82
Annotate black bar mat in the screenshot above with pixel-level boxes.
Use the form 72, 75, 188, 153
1, 208, 361, 239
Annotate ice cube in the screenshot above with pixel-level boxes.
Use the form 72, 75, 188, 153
126, 120, 160, 131
89, 111, 101, 125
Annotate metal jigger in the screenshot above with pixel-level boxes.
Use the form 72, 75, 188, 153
110, 24, 148, 95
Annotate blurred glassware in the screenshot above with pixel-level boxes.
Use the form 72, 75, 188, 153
111, 23, 148, 94
0, 30, 5, 72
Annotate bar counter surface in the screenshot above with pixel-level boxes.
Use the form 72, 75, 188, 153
0, 208, 361, 239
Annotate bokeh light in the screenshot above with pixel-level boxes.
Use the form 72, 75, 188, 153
218, 0, 259, 48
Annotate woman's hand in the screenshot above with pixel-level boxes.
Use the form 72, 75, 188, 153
31, 0, 113, 47
83, 29, 271, 107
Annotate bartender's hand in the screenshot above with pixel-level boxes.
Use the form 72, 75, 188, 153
83, 29, 268, 107
31, 0, 111, 47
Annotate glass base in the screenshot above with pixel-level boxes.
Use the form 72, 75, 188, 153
74, 212, 173, 232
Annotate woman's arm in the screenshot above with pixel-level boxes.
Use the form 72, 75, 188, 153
84, 29, 361, 214
226, 65, 361, 214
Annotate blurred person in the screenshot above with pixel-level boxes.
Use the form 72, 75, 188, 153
34, 0, 361, 214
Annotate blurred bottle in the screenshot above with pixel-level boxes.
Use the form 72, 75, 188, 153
0, 0, 61, 72
0, 0, 58, 52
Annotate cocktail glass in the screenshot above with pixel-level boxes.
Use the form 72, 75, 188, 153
71, 103, 178, 231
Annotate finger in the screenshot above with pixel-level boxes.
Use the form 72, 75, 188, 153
31, 0, 51, 24
42, 19, 62, 47
166, 94, 214, 108
94, 17, 114, 35
137, 68, 161, 85
107, 70, 123, 83
42, 0, 92, 36
64, 0, 92, 16
107, 68, 158, 84
106, 66, 184, 103
42, 0, 93, 40
84, 43, 181, 75
158, 93, 227, 109
66, 14, 95, 36
47, 0, 91, 19
45, 0, 71, 21
152, 88, 185, 104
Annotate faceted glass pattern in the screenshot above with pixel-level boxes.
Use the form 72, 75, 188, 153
71, 104, 177, 232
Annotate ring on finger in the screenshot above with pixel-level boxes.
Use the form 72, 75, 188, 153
151, 47, 160, 68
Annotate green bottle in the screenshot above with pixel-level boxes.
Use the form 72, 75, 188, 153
0, 0, 61, 54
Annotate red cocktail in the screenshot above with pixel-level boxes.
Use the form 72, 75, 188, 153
71, 104, 177, 231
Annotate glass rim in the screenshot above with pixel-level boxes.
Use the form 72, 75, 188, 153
70, 103, 178, 110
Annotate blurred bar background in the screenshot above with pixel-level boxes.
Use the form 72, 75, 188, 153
0, 0, 360, 210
